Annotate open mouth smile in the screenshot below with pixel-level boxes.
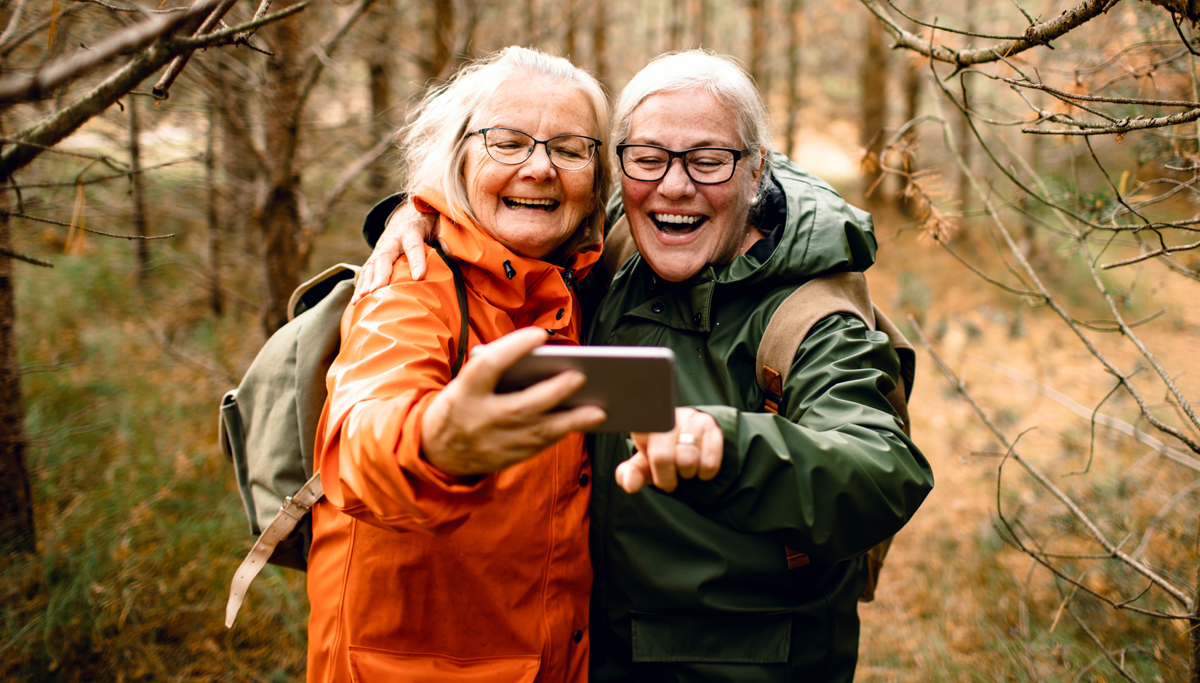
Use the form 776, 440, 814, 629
504, 197, 560, 211
651, 212, 706, 235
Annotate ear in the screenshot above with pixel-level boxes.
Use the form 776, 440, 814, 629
750, 146, 768, 185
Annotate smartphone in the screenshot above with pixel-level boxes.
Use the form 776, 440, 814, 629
495, 345, 677, 433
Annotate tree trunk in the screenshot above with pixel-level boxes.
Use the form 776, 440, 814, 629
212, 59, 261, 256
564, 0, 577, 57
592, 0, 607, 87
206, 99, 223, 316
128, 95, 150, 284
783, 0, 802, 159
670, 0, 683, 50
366, 0, 395, 193
899, 42, 922, 219
524, 0, 536, 44
747, 0, 766, 89
426, 0, 454, 82
0, 137, 35, 555
695, 0, 708, 47
860, 15, 888, 208
257, 2, 305, 335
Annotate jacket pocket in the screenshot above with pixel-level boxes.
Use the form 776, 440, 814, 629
347, 647, 540, 682
630, 611, 792, 664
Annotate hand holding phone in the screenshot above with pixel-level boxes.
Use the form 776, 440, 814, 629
496, 345, 677, 434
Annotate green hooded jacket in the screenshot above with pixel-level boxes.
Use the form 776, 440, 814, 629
586, 155, 934, 682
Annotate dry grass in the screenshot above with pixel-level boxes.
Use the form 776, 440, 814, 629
858, 208, 1199, 682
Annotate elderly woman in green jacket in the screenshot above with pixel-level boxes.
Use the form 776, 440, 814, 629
355, 50, 933, 682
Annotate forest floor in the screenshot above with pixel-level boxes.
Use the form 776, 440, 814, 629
2, 189, 1196, 682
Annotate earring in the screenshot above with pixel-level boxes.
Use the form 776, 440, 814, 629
749, 194, 760, 207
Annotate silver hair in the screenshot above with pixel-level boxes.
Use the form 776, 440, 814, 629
400, 46, 611, 255
609, 50, 775, 175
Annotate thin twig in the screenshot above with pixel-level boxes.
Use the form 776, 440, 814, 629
0, 0, 224, 103
0, 245, 53, 267
909, 317, 1193, 608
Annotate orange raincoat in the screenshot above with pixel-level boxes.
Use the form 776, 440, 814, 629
306, 191, 600, 683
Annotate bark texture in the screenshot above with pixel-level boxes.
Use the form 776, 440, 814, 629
0, 177, 35, 555
257, 2, 305, 335
860, 16, 888, 207
206, 100, 223, 316
784, 0, 803, 158
129, 95, 150, 283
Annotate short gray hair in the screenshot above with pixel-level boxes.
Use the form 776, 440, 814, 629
401, 46, 611, 255
610, 50, 774, 174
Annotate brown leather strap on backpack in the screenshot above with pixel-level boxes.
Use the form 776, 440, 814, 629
755, 271, 913, 434
754, 271, 915, 602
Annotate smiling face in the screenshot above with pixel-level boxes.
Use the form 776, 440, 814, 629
461, 77, 599, 260
621, 88, 765, 282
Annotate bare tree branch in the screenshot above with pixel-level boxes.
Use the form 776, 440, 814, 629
910, 317, 1193, 608
0, 2, 308, 177
151, 0, 239, 98
859, 0, 1124, 68
0, 0, 223, 104
0, 245, 52, 267
0, 0, 29, 47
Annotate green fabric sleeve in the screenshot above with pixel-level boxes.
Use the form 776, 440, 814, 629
685, 314, 934, 563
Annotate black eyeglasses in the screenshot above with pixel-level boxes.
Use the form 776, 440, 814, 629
468, 127, 602, 171
616, 143, 752, 185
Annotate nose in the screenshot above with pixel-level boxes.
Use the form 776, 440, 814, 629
657, 157, 695, 200
518, 142, 557, 182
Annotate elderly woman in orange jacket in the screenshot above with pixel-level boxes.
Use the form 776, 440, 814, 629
306, 47, 612, 682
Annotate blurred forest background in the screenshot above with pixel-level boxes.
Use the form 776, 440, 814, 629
2, 0, 1199, 680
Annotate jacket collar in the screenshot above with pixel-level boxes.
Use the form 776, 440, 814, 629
414, 189, 603, 332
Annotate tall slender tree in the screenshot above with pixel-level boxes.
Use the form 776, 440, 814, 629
0, 158, 34, 555
206, 99, 223, 316
860, 13, 888, 207
593, 0, 607, 87
257, 0, 306, 335
128, 94, 151, 284
784, 0, 803, 158
366, 0, 396, 193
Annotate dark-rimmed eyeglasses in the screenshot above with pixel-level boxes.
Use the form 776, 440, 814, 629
468, 127, 602, 171
616, 143, 751, 185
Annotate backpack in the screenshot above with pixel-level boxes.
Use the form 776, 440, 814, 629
602, 216, 916, 603
218, 249, 468, 628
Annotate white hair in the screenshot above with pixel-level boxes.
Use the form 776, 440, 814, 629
609, 50, 774, 174
400, 46, 611, 255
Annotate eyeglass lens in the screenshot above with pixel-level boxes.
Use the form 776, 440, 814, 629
483, 128, 596, 170
620, 146, 739, 184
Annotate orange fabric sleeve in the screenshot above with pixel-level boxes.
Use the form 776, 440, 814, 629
316, 255, 492, 533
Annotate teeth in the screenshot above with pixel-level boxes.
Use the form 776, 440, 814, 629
508, 197, 556, 207
652, 213, 701, 224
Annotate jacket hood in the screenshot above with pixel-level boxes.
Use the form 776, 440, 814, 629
414, 189, 602, 332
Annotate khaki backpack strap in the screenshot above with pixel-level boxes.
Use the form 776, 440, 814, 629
755, 271, 874, 411
226, 472, 324, 628
601, 215, 639, 285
